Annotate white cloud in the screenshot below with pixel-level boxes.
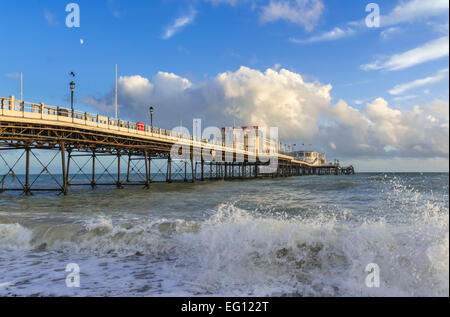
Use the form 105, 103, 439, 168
361, 36, 449, 71
212, 66, 332, 139
84, 67, 449, 160
389, 68, 449, 95
163, 9, 197, 39
290, 27, 355, 44
380, 27, 402, 40
260, 0, 324, 31
319, 98, 449, 158
83, 75, 154, 114
381, 0, 449, 27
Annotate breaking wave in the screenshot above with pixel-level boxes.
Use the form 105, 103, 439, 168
1, 198, 448, 296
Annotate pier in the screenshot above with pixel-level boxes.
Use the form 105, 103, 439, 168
0, 96, 354, 194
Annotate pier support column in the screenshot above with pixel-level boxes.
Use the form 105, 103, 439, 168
201, 160, 205, 181
61, 143, 68, 195
126, 153, 131, 182
117, 150, 122, 188
166, 156, 172, 183
24, 147, 31, 195
91, 151, 96, 189
184, 160, 188, 182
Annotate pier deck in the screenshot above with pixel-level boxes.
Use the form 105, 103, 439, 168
0, 96, 354, 194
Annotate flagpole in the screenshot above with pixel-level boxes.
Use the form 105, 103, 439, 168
20, 72, 23, 102
115, 64, 118, 121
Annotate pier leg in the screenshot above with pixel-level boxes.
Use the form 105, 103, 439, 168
66, 149, 71, 185
201, 160, 205, 181
126, 153, 131, 182
91, 151, 96, 189
184, 160, 187, 182
61, 143, 68, 195
224, 162, 228, 180
24, 147, 31, 195
117, 151, 122, 188
167, 156, 172, 183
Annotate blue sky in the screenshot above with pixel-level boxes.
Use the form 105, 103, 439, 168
0, 0, 449, 171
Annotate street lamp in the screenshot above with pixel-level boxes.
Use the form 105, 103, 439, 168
149, 106, 154, 130
70, 81, 75, 112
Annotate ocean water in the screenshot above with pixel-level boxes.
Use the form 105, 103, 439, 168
0, 173, 448, 297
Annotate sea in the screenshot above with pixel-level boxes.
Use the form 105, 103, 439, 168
0, 173, 448, 297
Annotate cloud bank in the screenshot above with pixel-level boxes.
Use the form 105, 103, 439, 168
84, 66, 449, 160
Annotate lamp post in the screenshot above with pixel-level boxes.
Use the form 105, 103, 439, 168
149, 106, 154, 130
70, 81, 75, 112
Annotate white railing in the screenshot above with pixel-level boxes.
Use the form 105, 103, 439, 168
0, 96, 194, 140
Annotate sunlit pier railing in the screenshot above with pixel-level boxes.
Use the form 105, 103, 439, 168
0, 95, 193, 140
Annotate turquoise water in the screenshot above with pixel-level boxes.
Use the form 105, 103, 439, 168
0, 173, 448, 296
